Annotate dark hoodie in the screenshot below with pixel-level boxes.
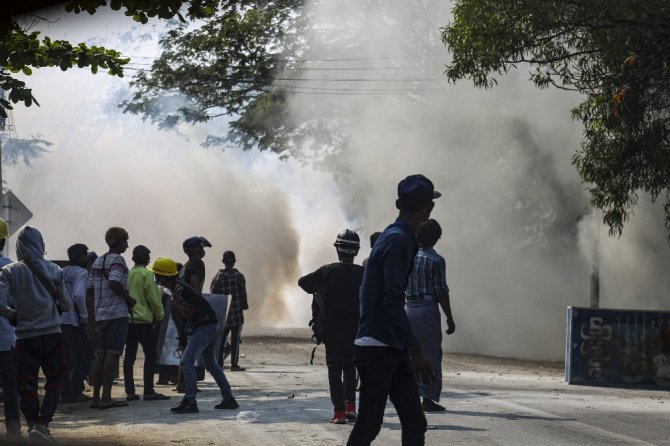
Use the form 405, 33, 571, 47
0, 226, 71, 340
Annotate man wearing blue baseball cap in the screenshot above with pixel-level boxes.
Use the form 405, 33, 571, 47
347, 174, 440, 446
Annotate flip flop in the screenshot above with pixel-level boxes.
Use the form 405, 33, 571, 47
143, 393, 170, 401
98, 400, 129, 410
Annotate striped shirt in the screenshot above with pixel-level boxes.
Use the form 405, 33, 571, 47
87, 253, 129, 321
405, 247, 449, 301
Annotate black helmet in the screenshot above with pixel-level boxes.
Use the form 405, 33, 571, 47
182, 236, 212, 253
334, 229, 360, 255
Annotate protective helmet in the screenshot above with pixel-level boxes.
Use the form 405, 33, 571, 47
334, 229, 360, 255
148, 257, 179, 277
0, 218, 8, 239
182, 236, 212, 253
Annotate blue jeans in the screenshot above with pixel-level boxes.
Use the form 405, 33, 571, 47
180, 323, 232, 401
347, 346, 427, 446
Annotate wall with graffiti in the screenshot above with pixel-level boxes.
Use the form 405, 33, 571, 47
565, 307, 670, 388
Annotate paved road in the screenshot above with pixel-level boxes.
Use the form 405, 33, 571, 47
22, 328, 669, 445
432, 354, 669, 445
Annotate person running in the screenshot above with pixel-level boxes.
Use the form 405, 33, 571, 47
298, 230, 364, 424
123, 245, 169, 402
0, 226, 72, 444
210, 250, 249, 371
86, 227, 136, 410
0, 217, 20, 441
60, 243, 94, 404
149, 257, 239, 414
405, 219, 456, 412
347, 174, 439, 446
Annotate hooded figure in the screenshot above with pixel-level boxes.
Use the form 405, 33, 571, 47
0, 226, 72, 444
0, 226, 71, 338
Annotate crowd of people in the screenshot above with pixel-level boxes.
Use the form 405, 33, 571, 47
0, 224, 249, 444
298, 173, 456, 445
0, 173, 453, 446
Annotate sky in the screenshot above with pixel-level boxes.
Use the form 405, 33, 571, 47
4, 1, 670, 360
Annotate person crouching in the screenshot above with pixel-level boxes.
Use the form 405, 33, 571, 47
149, 257, 239, 413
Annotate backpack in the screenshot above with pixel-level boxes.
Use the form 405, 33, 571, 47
308, 267, 329, 365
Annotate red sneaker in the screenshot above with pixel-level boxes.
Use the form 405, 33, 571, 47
345, 401, 357, 421
330, 409, 347, 424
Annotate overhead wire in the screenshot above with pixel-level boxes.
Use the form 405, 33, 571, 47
122, 54, 451, 95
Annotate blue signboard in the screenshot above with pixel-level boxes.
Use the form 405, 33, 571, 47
565, 306, 670, 388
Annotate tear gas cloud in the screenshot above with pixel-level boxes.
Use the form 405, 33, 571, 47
282, 0, 670, 360
6, 2, 670, 360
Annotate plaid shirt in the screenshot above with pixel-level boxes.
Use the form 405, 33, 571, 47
405, 247, 449, 300
210, 268, 248, 327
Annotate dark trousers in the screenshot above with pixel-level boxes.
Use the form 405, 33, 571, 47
61, 324, 92, 399
217, 324, 242, 366
123, 323, 157, 396
325, 339, 356, 411
347, 346, 427, 446
14, 333, 66, 428
0, 349, 20, 435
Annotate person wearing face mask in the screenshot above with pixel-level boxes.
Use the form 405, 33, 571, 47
60, 243, 93, 404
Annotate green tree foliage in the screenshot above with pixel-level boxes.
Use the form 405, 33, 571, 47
122, 0, 444, 158
121, 0, 306, 156
0, 134, 52, 166
442, 0, 670, 237
0, 0, 218, 118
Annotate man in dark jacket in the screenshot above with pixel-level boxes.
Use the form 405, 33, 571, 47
347, 174, 439, 446
0, 226, 72, 444
150, 256, 239, 414
298, 229, 364, 424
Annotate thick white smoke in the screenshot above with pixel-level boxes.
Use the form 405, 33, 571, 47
5, 8, 350, 326
5, 2, 670, 359
279, 0, 670, 360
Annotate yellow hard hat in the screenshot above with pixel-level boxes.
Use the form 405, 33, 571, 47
148, 257, 178, 277
0, 218, 8, 239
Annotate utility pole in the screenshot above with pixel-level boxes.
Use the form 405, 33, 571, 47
0, 91, 33, 257
589, 212, 600, 308
0, 89, 5, 257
